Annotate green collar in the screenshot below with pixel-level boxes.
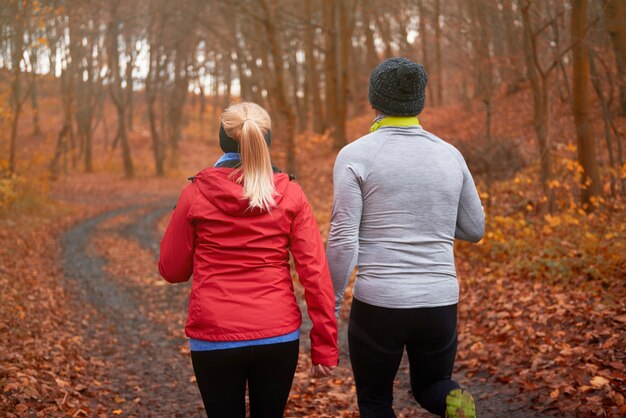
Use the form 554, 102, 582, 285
370, 116, 421, 133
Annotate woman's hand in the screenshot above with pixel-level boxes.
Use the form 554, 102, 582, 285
311, 364, 336, 378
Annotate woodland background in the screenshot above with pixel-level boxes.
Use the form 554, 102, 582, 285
0, 0, 625, 417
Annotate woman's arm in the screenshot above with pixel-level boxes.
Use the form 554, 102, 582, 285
289, 187, 339, 367
158, 184, 195, 283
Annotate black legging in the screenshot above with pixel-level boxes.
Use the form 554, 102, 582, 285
191, 340, 299, 418
348, 298, 460, 418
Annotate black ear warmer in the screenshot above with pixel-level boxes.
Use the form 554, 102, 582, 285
219, 124, 272, 153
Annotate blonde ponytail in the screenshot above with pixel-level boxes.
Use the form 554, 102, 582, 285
220, 103, 276, 211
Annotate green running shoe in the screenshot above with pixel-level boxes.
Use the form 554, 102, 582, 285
445, 388, 476, 418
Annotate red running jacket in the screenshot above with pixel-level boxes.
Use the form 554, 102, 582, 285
158, 167, 338, 366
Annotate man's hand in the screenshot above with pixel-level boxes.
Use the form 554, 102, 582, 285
311, 364, 336, 377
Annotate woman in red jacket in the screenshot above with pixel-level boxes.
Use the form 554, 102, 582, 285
158, 102, 338, 418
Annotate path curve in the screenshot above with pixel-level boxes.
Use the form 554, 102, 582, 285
61, 201, 204, 417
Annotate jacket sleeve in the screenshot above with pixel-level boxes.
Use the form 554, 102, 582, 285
289, 188, 339, 367
455, 163, 485, 243
326, 150, 362, 317
158, 184, 195, 283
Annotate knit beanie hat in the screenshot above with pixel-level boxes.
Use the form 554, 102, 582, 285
219, 123, 272, 153
369, 57, 428, 116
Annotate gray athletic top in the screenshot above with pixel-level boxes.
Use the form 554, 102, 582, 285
326, 125, 485, 312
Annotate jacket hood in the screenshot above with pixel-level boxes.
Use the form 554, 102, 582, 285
194, 167, 291, 217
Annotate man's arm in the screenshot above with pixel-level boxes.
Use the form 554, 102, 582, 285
326, 151, 363, 316
455, 165, 485, 243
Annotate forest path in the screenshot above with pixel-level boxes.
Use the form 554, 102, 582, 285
61, 200, 205, 417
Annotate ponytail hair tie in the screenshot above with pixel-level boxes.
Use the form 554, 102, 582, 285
219, 123, 272, 153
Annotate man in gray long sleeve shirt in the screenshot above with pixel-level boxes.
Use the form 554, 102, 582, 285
327, 57, 484, 418
328, 121, 484, 311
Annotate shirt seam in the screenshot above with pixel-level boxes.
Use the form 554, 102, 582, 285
363, 132, 392, 184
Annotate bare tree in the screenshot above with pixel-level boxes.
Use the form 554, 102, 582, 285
418, 1, 431, 102
7, 0, 31, 174
335, 0, 353, 149
69, 3, 106, 174
601, 0, 626, 116
260, 0, 297, 173
470, 0, 495, 206
26, 18, 42, 136
304, 0, 325, 133
146, 0, 166, 176
571, 0, 601, 207
521, 0, 557, 212
107, 0, 134, 178
323, 0, 338, 142
433, 0, 443, 105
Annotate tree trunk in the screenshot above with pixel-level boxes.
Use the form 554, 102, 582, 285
65, 15, 79, 169
59, 53, 75, 172
167, 52, 190, 169
234, 18, 252, 101
521, 1, 556, 213
108, 8, 134, 179
349, 35, 365, 116
590, 50, 619, 195
260, 0, 297, 174
323, 0, 338, 137
362, 1, 378, 70
68, 10, 100, 174
434, 0, 443, 106
470, 0, 495, 206
198, 83, 206, 142
571, 0, 601, 208
305, 0, 325, 133
335, 0, 352, 150
8, 0, 28, 174
147, 31, 165, 177
361, 0, 379, 109
551, 0, 573, 103
118, 108, 133, 178
50, 125, 69, 180
29, 51, 42, 136
419, 1, 431, 102
501, 0, 524, 93
222, 53, 233, 110
602, 0, 626, 116
374, 2, 393, 58
285, 41, 306, 132
83, 125, 93, 173
125, 33, 135, 131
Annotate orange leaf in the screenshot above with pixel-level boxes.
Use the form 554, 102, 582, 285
590, 376, 609, 388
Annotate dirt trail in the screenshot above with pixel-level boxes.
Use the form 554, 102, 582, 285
61, 201, 204, 417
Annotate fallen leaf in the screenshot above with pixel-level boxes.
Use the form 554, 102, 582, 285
590, 376, 609, 388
